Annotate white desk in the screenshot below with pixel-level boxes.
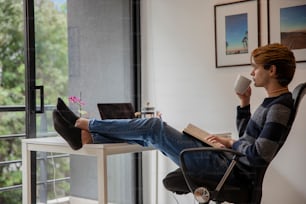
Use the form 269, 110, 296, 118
22, 137, 155, 204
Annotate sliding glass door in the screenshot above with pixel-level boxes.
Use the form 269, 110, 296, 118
24, 0, 70, 203
23, 0, 142, 203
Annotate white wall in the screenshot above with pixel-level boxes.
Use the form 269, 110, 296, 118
141, 0, 306, 203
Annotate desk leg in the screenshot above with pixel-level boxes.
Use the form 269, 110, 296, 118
22, 142, 31, 204
97, 149, 107, 204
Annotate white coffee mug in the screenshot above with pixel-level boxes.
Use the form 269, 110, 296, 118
234, 74, 252, 94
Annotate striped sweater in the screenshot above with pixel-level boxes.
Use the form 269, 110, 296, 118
232, 92, 293, 167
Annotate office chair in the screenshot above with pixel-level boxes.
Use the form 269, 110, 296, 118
163, 82, 306, 204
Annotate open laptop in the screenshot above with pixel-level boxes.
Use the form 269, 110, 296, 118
97, 103, 135, 119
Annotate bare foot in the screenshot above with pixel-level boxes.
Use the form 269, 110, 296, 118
81, 130, 93, 144
75, 118, 90, 131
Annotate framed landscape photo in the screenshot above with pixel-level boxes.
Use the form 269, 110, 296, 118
268, 0, 306, 63
214, 0, 260, 68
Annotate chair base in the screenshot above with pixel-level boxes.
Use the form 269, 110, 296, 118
163, 168, 252, 204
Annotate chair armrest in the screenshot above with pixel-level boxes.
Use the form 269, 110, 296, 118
179, 147, 245, 201
180, 147, 245, 158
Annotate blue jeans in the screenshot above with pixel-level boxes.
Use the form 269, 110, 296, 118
89, 118, 235, 182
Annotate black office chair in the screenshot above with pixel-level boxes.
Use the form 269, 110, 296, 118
163, 82, 306, 204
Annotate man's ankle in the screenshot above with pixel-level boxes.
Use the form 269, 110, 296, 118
81, 130, 93, 144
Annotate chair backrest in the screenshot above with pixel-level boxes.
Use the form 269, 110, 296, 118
273, 83, 306, 156
251, 82, 306, 203
289, 82, 306, 127
97, 103, 135, 119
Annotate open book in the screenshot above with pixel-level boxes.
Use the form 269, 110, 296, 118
183, 123, 231, 148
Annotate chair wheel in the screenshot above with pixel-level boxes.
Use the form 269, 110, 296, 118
194, 187, 210, 203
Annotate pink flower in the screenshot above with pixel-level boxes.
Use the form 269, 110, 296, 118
68, 95, 87, 116
68, 96, 85, 106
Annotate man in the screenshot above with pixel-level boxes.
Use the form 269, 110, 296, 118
53, 43, 296, 183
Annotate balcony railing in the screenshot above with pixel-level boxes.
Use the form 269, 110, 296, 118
0, 105, 70, 202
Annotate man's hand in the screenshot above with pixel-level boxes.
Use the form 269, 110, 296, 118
206, 135, 235, 148
237, 86, 252, 108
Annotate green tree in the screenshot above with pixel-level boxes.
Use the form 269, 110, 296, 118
0, 0, 69, 203
0, 1, 24, 203
35, 0, 68, 105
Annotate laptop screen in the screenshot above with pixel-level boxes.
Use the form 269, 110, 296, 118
97, 103, 135, 119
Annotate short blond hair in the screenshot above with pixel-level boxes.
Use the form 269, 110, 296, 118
251, 43, 296, 86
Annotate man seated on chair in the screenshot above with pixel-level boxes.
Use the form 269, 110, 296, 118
53, 43, 296, 184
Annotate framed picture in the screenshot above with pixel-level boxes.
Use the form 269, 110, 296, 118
268, 0, 306, 63
214, 0, 260, 68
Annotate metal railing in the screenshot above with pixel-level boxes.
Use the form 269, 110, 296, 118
0, 105, 70, 202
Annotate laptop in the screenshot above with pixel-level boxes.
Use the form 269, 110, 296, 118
97, 103, 135, 119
